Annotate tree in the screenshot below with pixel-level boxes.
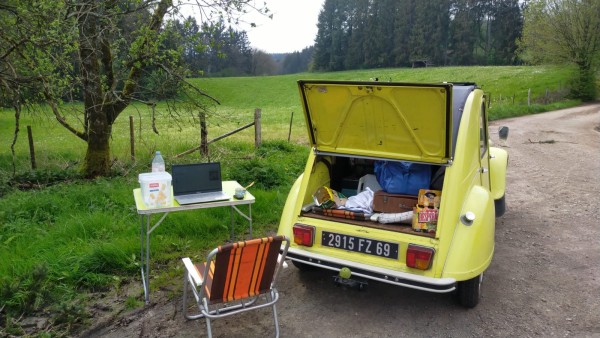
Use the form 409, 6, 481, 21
449, 0, 480, 65
313, 0, 349, 71
393, 0, 416, 66
408, 0, 451, 66
344, 0, 369, 69
281, 47, 314, 74
0, 0, 267, 178
489, 0, 523, 65
519, 0, 600, 100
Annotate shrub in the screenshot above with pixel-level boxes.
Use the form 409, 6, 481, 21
228, 140, 307, 190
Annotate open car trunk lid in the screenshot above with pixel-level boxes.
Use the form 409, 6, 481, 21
298, 80, 454, 164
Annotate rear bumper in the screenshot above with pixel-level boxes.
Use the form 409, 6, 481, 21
287, 248, 456, 293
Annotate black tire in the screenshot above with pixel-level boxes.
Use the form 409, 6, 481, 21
456, 274, 482, 308
292, 260, 315, 271
494, 195, 506, 218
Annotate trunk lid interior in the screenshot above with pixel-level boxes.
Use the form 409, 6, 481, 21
298, 80, 454, 164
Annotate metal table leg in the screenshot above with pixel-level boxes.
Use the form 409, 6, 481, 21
231, 204, 253, 239
140, 212, 169, 304
230, 206, 234, 241
140, 215, 148, 303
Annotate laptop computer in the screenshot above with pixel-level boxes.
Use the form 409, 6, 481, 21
172, 162, 230, 205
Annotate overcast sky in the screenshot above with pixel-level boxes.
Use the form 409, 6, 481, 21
178, 0, 325, 54
240, 0, 325, 53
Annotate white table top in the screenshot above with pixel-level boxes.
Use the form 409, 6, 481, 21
134, 180, 255, 215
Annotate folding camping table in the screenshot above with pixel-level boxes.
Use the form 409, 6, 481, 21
133, 180, 255, 304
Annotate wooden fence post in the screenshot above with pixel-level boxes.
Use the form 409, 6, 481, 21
254, 108, 261, 148
129, 116, 135, 161
288, 111, 294, 142
27, 126, 36, 170
528, 88, 531, 106
199, 112, 208, 157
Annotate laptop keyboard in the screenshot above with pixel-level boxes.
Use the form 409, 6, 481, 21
175, 191, 229, 204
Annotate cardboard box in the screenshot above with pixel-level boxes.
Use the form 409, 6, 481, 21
372, 190, 417, 213
417, 189, 441, 208
139, 172, 172, 208
412, 206, 438, 233
412, 189, 442, 233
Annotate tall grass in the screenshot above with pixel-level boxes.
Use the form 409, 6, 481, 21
0, 65, 585, 335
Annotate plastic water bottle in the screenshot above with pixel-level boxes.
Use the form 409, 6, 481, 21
151, 151, 165, 172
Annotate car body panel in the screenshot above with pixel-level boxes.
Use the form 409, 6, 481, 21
285, 248, 456, 293
429, 89, 494, 280
298, 80, 454, 164
442, 185, 495, 280
489, 147, 509, 200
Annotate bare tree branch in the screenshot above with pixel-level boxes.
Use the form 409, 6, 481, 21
41, 80, 87, 142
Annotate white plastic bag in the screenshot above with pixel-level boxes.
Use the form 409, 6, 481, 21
341, 187, 374, 214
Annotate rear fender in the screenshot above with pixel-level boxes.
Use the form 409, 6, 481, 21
278, 174, 304, 239
278, 151, 333, 238
489, 147, 508, 200
442, 185, 495, 281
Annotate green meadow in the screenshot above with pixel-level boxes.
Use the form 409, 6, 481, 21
0, 65, 582, 335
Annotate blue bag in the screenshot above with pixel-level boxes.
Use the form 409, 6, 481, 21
374, 161, 431, 196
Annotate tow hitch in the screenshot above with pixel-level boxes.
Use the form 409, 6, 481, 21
333, 267, 368, 291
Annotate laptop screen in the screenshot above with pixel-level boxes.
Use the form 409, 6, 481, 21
172, 162, 222, 195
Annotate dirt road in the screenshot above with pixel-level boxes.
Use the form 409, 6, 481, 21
86, 104, 600, 338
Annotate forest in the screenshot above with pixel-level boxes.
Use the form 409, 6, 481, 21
312, 0, 523, 70
156, 0, 524, 77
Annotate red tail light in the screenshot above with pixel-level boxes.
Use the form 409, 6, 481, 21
406, 244, 434, 270
293, 224, 315, 247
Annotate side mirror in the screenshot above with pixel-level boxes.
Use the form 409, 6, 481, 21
498, 126, 509, 141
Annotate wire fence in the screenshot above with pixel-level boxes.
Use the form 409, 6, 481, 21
2, 106, 306, 175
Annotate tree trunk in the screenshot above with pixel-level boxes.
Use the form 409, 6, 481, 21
78, 1, 107, 178
83, 113, 112, 178
574, 62, 597, 101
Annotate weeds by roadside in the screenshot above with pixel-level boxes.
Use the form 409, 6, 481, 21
0, 140, 308, 337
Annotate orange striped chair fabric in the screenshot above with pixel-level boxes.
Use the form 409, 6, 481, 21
194, 236, 283, 304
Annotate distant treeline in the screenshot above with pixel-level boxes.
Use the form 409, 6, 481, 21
170, 0, 523, 77
312, 0, 524, 71
161, 16, 313, 77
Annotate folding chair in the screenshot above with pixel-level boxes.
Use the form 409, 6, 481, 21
182, 235, 290, 338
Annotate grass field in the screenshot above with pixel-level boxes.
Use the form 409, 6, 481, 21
0, 65, 585, 335
0, 65, 578, 175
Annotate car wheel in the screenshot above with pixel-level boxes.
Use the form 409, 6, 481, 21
292, 260, 315, 271
494, 195, 506, 217
456, 274, 482, 308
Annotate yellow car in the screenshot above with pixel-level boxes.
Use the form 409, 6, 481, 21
277, 80, 508, 307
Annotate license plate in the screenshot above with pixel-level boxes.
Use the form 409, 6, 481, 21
321, 231, 399, 259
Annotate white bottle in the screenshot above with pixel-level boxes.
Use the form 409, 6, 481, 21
151, 151, 165, 172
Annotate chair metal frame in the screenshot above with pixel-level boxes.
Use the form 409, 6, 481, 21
182, 235, 290, 338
